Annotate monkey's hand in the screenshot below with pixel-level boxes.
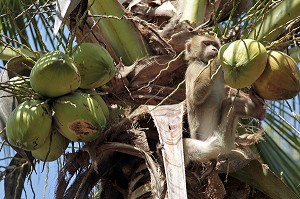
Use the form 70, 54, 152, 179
208, 58, 222, 80
224, 86, 266, 120
195, 58, 222, 83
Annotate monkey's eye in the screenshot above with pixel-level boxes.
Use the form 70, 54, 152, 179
203, 41, 219, 48
203, 41, 211, 46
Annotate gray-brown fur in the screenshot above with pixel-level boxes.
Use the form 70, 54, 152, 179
183, 35, 265, 165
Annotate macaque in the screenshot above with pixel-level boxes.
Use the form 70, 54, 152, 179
183, 35, 265, 165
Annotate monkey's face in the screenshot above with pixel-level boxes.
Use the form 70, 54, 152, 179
185, 35, 221, 63
202, 40, 220, 63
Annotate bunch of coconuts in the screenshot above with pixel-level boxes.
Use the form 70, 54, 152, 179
5, 43, 116, 162
218, 39, 300, 100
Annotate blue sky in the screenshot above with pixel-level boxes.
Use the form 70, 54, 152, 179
0, 142, 74, 199
0, 156, 60, 199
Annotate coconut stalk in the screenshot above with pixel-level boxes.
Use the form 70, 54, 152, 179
88, 0, 151, 65
179, 0, 206, 26
248, 0, 300, 42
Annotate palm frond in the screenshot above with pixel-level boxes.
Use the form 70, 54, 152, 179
0, 0, 68, 60
257, 96, 300, 196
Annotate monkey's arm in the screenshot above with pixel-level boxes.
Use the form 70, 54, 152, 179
224, 86, 266, 119
186, 59, 222, 104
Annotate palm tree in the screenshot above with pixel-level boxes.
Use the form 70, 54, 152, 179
0, 0, 299, 198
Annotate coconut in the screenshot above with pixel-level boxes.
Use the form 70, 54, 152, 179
90, 93, 109, 121
253, 51, 300, 100
6, 56, 33, 79
32, 127, 69, 162
84, 89, 110, 121
9, 76, 31, 103
6, 99, 52, 150
218, 39, 267, 89
72, 43, 116, 89
53, 92, 106, 142
30, 51, 81, 97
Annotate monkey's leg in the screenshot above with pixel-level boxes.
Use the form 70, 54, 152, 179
183, 134, 226, 166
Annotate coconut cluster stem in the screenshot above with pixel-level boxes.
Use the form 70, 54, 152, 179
88, 0, 151, 65
179, 0, 206, 26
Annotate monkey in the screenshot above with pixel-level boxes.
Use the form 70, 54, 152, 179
183, 35, 265, 165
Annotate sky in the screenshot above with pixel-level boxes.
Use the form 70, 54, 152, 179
0, 156, 61, 199
0, 139, 80, 199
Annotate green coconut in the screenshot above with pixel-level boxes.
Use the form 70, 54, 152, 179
84, 89, 110, 121
72, 43, 116, 89
10, 76, 31, 103
30, 51, 81, 97
253, 51, 300, 100
91, 94, 109, 121
32, 127, 70, 162
6, 99, 52, 150
53, 92, 107, 142
218, 39, 267, 89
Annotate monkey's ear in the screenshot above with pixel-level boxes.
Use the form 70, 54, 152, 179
185, 40, 192, 53
185, 40, 192, 60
